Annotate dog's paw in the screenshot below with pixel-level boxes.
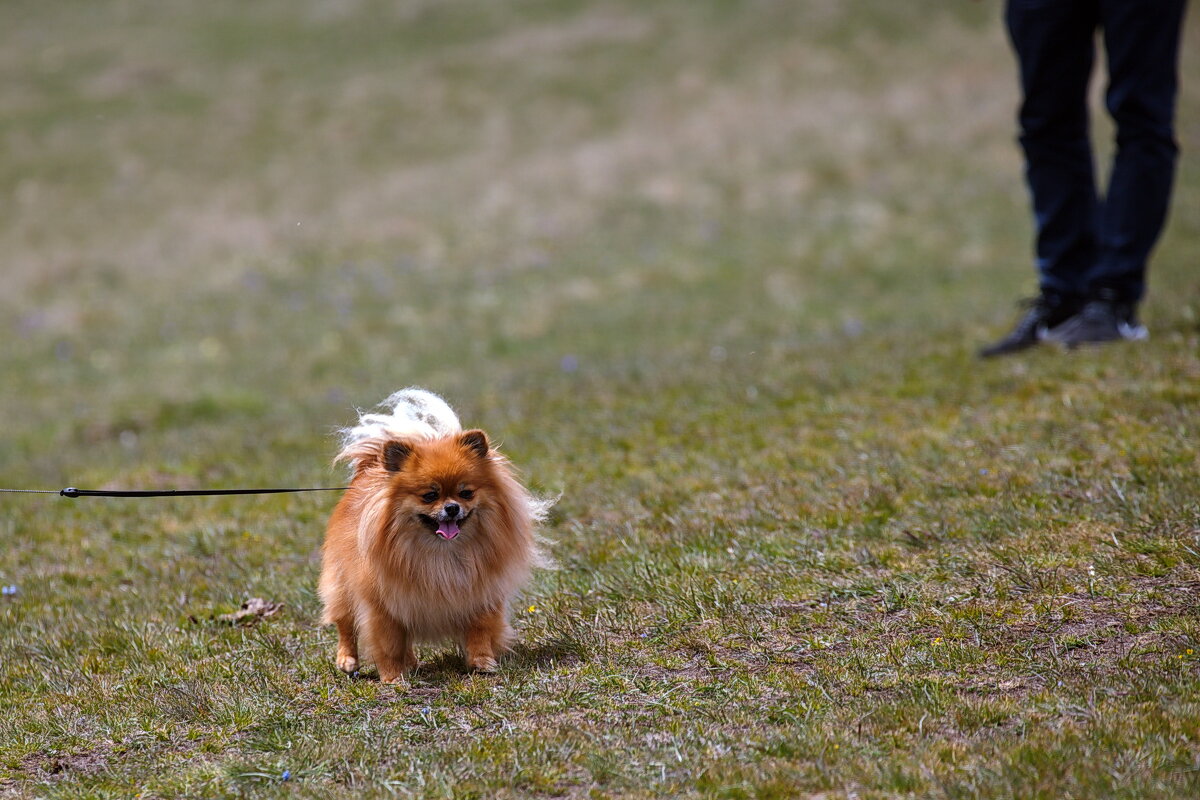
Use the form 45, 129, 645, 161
336, 653, 359, 674
379, 673, 410, 688
469, 656, 499, 674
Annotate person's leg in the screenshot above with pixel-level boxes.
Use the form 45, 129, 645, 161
1089, 0, 1187, 303
982, 0, 1098, 358
1046, 0, 1187, 348
1005, 0, 1101, 303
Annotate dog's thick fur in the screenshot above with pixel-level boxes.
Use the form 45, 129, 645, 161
318, 389, 549, 683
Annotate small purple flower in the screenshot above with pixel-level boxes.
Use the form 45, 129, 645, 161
560, 355, 579, 373
281, 769, 291, 782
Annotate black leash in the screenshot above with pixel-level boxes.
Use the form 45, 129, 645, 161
0, 486, 347, 498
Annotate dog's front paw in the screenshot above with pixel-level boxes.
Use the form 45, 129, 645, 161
336, 653, 359, 674
468, 656, 498, 674
378, 673, 411, 688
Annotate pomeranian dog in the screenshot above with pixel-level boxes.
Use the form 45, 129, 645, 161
319, 388, 550, 683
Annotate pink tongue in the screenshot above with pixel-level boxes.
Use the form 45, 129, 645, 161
437, 520, 461, 540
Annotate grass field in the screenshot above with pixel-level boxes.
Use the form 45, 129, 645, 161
3, 1, 1200, 797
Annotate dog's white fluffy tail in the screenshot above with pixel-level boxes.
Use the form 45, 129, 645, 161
335, 388, 462, 469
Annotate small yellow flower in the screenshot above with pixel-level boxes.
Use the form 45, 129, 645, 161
932, 637, 943, 645
527, 605, 537, 613
1187, 649, 1194, 656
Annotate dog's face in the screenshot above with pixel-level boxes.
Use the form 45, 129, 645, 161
381, 430, 493, 541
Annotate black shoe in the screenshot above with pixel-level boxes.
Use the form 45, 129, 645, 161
1043, 291, 1148, 349
979, 293, 1081, 358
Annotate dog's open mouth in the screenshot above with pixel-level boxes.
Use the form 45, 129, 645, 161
419, 512, 470, 540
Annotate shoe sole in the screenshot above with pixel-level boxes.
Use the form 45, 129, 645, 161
1058, 327, 1149, 350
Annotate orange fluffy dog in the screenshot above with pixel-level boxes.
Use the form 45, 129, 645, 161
319, 389, 550, 683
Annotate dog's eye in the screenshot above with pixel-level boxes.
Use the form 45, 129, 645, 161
459, 489, 475, 500
421, 490, 439, 503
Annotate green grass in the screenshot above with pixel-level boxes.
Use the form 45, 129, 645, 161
3, 1, 1200, 797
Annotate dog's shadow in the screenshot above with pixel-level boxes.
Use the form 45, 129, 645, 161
502, 637, 588, 671
352, 636, 587, 685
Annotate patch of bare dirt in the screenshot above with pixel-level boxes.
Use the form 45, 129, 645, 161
13, 744, 111, 786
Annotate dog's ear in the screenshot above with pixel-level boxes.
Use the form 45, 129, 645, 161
459, 429, 490, 460
382, 440, 414, 472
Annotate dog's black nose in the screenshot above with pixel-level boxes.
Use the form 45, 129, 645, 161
444, 503, 460, 519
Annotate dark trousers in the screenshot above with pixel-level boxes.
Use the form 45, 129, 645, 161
1005, 0, 1187, 303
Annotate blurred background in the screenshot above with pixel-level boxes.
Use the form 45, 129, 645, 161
3, 2, 1197, 477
